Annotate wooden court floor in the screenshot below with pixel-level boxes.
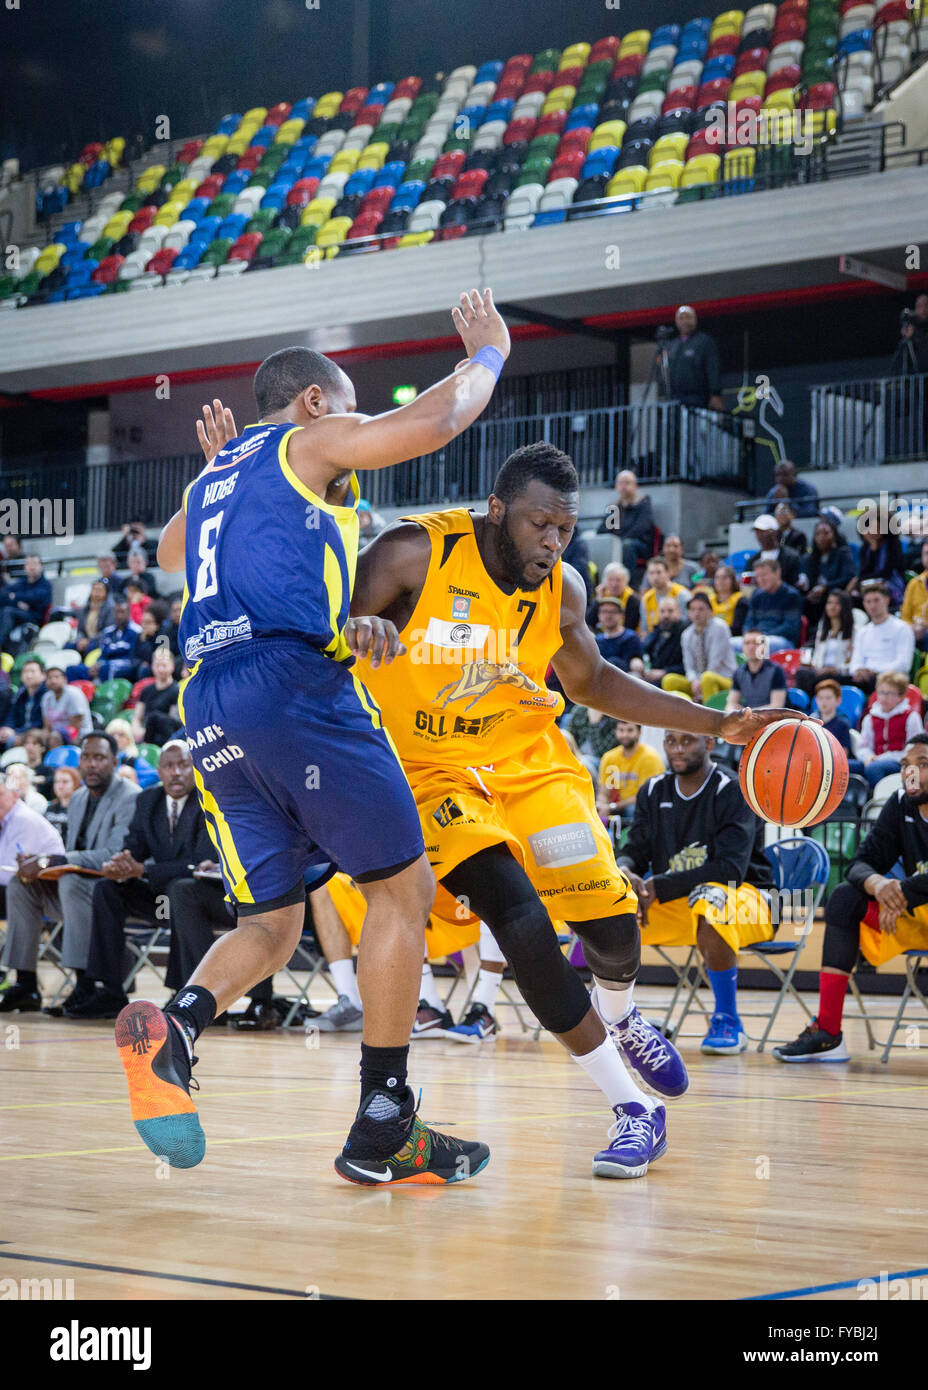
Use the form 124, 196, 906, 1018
3, 969, 928, 1302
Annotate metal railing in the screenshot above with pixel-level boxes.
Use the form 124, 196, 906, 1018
0, 453, 201, 533
810, 371, 928, 468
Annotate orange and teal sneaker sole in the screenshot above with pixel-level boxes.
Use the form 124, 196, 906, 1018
115, 1001, 205, 1169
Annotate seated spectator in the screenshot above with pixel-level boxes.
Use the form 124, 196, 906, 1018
118, 764, 139, 786
130, 646, 181, 746
662, 590, 736, 703
21, 729, 53, 799
597, 720, 665, 820
564, 704, 618, 780
92, 600, 140, 682
727, 631, 788, 711
764, 458, 819, 517
641, 555, 690, 633
774, 734, 928, 1062
125, 579, 152, 627
589, 562, 641, 634
857, 671, 923, 789
812, 678, 864, 778
561, 527, 593, 600
747, 515, 801, 588
0, 775, 64, 927
0, 731, 140, 1014
106, 718, 143, 771
41, 662, 93, 742
6, 762, 47, 813
849, 582, 915, 697
694, 549, 720, 585
795, 589, 856, 696
0, 554, 52, 654
773, 501, 808, 555
617, 730, 776, 1054
661, 533, 699, 587
96, 552, 125, 597
113, 519, 158, 566
131, 604, 166, 679
74, 579, 116, 656
852, 511, 906, 609
120, 546, 157, 599
69, 742, 215, 1018
901, 538, 928, 651
0, 658, 47, 747
634, 595, 686, 687
45, 764, 81, 839
707, 564, 749, 634
737, 559, 802, 652
797, 517, 857, 629
160, 597, 183, 661
0, 535, 25, 582
593, 596, 643, 671
596, 469, 655, 579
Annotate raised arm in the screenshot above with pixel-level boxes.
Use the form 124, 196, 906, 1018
552, 565, 802, 745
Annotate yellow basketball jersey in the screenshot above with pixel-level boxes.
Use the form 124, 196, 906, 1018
360, 508, 565, 769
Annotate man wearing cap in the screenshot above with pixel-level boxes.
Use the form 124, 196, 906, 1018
747, 514, 802, 588
41, 663, 93, 740
663, 305, 723, 411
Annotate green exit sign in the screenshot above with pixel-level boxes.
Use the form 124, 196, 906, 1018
392, 384, 418, 405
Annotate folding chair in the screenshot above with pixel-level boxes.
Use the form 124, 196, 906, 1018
277, 929, 338, 1028
848, 951, 928, 1063
122, 919, 172, 994
37, 918, 75, 1006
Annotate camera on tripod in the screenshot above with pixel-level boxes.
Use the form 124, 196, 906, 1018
655, 324, 676, 342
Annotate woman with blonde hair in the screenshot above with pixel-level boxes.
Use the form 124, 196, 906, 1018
709, 564, 749, 636
106, 717, 139, 764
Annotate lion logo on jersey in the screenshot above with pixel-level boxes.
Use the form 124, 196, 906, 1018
436, 659, 540, 712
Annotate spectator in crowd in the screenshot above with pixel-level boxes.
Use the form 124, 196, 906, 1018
812, 679, 864, 778
92, 600, 140, 682
75, 579, 115, 656
67, 742, 215, 1018
0, 776, 64, 927
852, 511, 906, 609
901, 538, 928, 650
857, 672, 923, 789
589, 562, 641, 635
597, 721, 666, 820
891, 294, 928, 376
593, 596, 643, 672
130, 646, 181, 746
125, 579, 151, 627
121, 546, 157, 599
794, 589, 856, 696
727, 631, 788, 711
561, 528, 593, 600
131, 604, 167, 679
661, 533, 699, 587
695, 549, 720, 585
0, 658, 47, 747
41, 662, 93, 741
747, 514, 802, 588
564, 704, 618, 780
6, 762, 48, 814
118, 764, 140, 787
739, 559, 802, 652
773, 733, 928, 1063
662, 305, 723, 410
634, 595, 686, 687
0, 536, 25, 582
160, 597, 183, 661
105, 719, 157, 788
21, 728, 53, 799
708, 564, 749, 634
849, 582, 915, 696
641, 555, 690, 632
96, 553, 124, 597
112, 518, 158, 565
797, 517, 857, 628
661, 590, 736, 703
0, 554, 52, 653
764, 459, 819, 518
0, 731, 139, 1014
596, 469, 656, 579
773, 501, 808, 555
45, 764, 81, 839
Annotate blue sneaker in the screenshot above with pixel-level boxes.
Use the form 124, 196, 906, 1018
592, 1100, 667, 1179
445, 1003, 498, 1044
609, 1005, 689, 1097
701, 1012, 747, 1055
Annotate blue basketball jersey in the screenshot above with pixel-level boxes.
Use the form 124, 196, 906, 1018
178, 422, 360, 667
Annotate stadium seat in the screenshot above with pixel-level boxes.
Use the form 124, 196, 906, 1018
681, 152, 722, 186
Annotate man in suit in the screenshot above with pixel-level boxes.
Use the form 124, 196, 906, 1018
67, 741, 213, 1018
0, 732, 139, 1013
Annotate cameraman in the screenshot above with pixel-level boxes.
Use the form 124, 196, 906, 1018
658, 305, 724, 411
891, 295, 928, 376
112, 518, 158, 566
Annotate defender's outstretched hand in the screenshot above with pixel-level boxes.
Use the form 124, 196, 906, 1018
345, 616, 405, 670
196, 399, 238, 463
719, 705, 808, 746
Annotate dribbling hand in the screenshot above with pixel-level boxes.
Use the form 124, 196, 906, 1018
451, 288, 511, 361
719, 705, 809, 746
196, 399, 238, 463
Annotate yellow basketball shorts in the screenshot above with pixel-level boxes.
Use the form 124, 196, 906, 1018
860, 900, 928, 967
641, 881, 775, 954
325, 872, 481, 960
406, 726, 636, 924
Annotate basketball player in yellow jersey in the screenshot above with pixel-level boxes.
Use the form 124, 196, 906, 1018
352, 442, 803, 1177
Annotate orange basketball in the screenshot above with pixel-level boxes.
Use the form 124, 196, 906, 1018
739, 719, 849, 828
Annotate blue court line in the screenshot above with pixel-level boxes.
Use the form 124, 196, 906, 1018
748, 1266, 928, 1300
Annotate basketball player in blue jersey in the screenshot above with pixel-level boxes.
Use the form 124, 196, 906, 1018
115, 289, 510, 1187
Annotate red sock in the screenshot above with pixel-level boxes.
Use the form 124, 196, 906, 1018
817, 972, 848, 1036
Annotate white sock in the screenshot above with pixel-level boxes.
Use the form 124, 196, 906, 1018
329, 958, 361, 1009
420, 962, 443, 1011
473, 968, 501, 1013
461, 943, 480, 990
593, 980, 635, 1024
572, 1035, 648, 1108
478, 920, 507, 965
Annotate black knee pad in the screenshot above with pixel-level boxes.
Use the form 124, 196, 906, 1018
492, 900, 592, 1034
569, 912, 640, 983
